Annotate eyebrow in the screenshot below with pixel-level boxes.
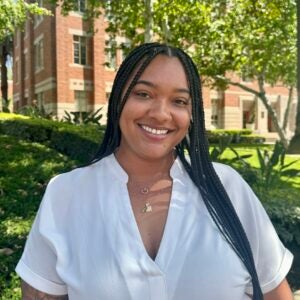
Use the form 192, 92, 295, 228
135, 80, 190, 95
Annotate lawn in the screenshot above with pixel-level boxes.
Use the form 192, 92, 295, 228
219, 145, 300, 189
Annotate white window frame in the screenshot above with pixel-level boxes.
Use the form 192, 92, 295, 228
73, 35, 87, 65
211, 98, 220, 127
74, 0, 86, 13
74, 90, 87, 112
34, 36, 44, 73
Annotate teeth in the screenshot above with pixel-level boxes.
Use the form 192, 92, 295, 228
141, 125, 168, 135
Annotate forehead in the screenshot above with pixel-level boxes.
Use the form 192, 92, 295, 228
138, 55, 188, 86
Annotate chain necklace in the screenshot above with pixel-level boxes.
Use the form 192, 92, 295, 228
127, 176, 173, 213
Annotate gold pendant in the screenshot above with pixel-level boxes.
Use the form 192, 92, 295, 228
142, 203, 152, 213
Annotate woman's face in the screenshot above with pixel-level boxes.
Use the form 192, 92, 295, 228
118, 55, 192, 162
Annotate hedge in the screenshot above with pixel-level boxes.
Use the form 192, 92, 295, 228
0, 115, 104, 163
206, 129, 266, 144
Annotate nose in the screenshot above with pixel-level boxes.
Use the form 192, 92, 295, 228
148, 99, 172, 122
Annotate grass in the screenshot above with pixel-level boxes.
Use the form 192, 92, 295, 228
221, 145, 300, 181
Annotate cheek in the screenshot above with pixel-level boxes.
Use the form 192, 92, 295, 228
178, 111, 191, 132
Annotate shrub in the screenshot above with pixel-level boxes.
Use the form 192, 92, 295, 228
0, 135, 77, 298
0, 116, 105, 163
206, 129, 265, 144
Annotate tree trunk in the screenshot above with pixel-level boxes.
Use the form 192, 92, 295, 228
282, 87, 293, 132
257, 76, 289, 149
0, 42, 9, 112
225, 75, 289, 149
144, 0, 153, 42
288, 0, 300, 153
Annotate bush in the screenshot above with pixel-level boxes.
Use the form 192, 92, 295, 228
0, 115, 105, 163
0, 135, 77, 298
206, 129, 265, 144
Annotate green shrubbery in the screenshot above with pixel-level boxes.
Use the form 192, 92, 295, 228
206, 129, 266, 144
0, 113, 105, 163
0, 135, 77, 298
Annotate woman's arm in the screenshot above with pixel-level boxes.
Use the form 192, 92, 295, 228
21, 280, 68, 300
263, 279, 293, 300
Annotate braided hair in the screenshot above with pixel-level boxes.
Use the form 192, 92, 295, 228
92, 43, 263, 299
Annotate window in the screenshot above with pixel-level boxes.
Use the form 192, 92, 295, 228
15, 60, 19, 83
211, 99, 219, 127
105, 40, 117, 69
74, 91, 87, 112
34, 0, 44, 27
74, 0, 86, 13
73, 36, 87, 65
35, 92, 44, 109
105, 92, 111, 102
15, 30, 20, 48
24, 52, 28, 78
241, 73, 252, 83
120, 41, 131, 63
34, 39, 44, 71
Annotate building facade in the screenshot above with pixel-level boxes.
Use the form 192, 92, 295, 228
13, 2, 297, 139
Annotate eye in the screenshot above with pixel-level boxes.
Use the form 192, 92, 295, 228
174, 98, 190, 106
134, 91, 151, 99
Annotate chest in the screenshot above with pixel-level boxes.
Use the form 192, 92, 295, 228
127, 182, 172, 260
57, 173, 251, 299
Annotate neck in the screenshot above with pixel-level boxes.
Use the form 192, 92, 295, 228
114, 150, 175, 181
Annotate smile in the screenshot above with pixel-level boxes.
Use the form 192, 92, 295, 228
140, 124, 169, 135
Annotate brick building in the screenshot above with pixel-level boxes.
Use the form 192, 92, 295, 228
13, 2, 297, 139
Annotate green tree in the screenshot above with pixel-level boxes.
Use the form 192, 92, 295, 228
0, 0, 50, 111
288, 0, 300, 153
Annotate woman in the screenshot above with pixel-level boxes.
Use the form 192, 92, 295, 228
16, 43, 293, 299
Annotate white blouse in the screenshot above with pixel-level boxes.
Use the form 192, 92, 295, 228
16, 154, 293, 299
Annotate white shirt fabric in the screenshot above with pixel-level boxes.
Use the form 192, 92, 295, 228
16, 154, 293, 299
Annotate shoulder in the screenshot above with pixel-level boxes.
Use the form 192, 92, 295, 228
46, 157, 108, 194
40, 157, 111, 214
212, 162, 261, 221
212, 162, 248, 193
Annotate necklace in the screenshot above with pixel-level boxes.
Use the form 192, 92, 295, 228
127, 176, 173, 213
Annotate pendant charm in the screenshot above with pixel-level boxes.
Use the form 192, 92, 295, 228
142, 203, 152, 213
141, 187, 149, 194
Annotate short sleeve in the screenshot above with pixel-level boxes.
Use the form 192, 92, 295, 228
15, 176, 68, 295
243, 195, 293, 294
214, 163, 294, 294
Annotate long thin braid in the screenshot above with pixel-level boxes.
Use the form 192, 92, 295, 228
90, 43, 263, 299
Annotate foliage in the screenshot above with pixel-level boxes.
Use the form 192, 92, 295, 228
0, 115, 105, 163
255, 141, 300, 192
63, 107, 103, 127
0, 135, 77, 298
0, 112, 28, 120
207, 129, 265, 144
0, 0, 51, 41
215, 143, 300, 239
18, 104, 53, 120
